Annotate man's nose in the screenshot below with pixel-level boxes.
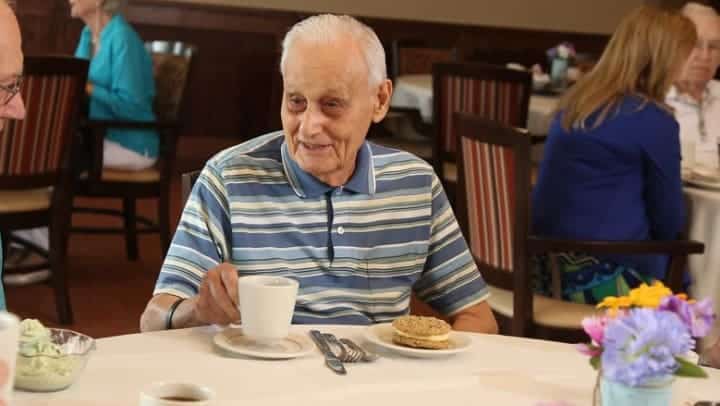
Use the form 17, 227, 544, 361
299, 105, 324, 136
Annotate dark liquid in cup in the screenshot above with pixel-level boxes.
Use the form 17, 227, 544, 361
159, 396, 201, 402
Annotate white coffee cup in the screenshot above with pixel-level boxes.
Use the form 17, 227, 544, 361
139, 381, 214, 406
0, 312, 20, 405
237, 275, 298, 341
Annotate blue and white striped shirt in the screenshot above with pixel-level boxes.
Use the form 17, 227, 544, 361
155, 131, 489, 324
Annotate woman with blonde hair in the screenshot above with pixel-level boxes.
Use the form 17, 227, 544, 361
532, 6, 697, 304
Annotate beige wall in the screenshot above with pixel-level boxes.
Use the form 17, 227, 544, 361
157, 0, 647, 34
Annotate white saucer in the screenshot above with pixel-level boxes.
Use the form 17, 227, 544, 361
363, 323, 472, 358
213, 327, 314, 360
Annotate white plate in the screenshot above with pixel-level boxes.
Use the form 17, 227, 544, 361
213, 327, 314, 360
363, 323, 472, 358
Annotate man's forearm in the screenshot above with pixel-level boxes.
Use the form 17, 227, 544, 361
140, 294, 204, 332
451, 301, 499, 334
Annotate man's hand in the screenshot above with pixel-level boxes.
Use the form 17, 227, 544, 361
140, 263, 240, 332
193, 263, 241, 325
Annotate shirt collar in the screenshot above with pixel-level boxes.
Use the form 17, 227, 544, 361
281, 141, 376, 199
668, 84, 715, 107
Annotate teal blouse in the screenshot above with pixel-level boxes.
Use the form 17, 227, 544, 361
75, 15, 159, 158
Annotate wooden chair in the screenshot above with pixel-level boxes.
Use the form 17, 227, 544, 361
454, 112, 705, 341
0, 56, 88, 324
432, 62, 532, 205
72, 41, 196, 260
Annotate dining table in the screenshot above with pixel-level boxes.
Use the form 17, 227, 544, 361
12, 324, 720, 405
390, 73, 560, 135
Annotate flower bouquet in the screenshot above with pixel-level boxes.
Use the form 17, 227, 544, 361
546, 42, 576, 88
577, 281, 715, 406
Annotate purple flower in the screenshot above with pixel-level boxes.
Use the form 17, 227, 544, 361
602, 308, 694, 386
659, 296, 716, 338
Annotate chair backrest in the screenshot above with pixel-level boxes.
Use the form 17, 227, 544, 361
0, 56, 88, 189
432, 62, 531, 183
454, 112, 532, 331
181, 169, 201, 205
145, 41, 197, 122
391, 39, 457, 80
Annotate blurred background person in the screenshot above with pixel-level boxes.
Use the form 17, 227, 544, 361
531, 6, 696, 304
667, 2, 720, 170
0, 0, 27, 306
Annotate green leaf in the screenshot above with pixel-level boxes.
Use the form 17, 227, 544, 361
675, 356, 708, 378
590, 356, 601, 370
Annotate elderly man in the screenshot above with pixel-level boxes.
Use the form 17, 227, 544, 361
668, 2, 720, 169
140, 14, 497, 333
0, 0, 27, 309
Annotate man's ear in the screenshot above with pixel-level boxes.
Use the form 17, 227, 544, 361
371, 79, 393, 123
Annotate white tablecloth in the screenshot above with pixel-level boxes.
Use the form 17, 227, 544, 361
685, 185, 720, 345
13, 325, 720, 405
390, 74, 559, 135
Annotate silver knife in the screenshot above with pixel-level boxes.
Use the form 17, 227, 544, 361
309, 330, 347, 375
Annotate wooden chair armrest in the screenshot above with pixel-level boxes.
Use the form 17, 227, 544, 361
527, 236, 705, 256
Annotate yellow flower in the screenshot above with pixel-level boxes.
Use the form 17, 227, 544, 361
597, 295, 633, 310
627, 281, 673, 308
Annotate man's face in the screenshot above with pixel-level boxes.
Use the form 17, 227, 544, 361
679, 14, 720, 85
0, 4, 25, 132
280, 36, 391, 186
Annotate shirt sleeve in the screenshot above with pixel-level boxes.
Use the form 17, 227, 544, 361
642, 113, 685, 240
413, 173, 490, 316
153, 162, 234, 298
91, 31, 155, 121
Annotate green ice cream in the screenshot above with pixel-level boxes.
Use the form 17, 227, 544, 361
15, 319, 76, 390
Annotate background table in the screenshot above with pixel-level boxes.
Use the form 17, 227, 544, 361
390, 74, 559, 135
14, 325, 720, 405
685, 185, 720, 346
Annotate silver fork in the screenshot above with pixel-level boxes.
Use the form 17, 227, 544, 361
323, 333, 363, 362
340, 338, 380, 362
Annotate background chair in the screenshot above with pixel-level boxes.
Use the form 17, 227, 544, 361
0, 56, 88, 324
454, 112, 704, 341
72, 41, 196, 260
432, 62, 532, 205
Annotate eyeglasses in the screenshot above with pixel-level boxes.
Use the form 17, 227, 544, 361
0, 76, 22, 106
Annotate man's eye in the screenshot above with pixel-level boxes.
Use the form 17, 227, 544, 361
288, 98, 306, 110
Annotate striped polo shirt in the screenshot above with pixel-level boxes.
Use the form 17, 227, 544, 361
155, 131, 489, 324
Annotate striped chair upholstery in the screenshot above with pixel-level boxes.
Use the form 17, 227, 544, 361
432, 63, 531, 185
461, 135, 516, 273
0, 56, 88, 325
0, 71, 81, 179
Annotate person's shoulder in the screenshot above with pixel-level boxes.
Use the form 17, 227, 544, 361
707, 80, 720, 97
367, 141, 434, 177
107, 15, 144, 46
207, 131, 284, 172
620, 95, 675, 124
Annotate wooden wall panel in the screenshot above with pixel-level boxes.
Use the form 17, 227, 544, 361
15, 0, 609, 140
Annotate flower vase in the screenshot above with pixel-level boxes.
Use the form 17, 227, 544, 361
599, 377, 672, 406
550, 58, 568, 89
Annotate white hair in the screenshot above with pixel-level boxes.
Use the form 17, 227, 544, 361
101, 0, 126, 15
682, 2, 718, 18
280, 14, 387, 87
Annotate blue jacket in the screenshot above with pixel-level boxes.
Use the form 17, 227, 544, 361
75, 15, 158, 158
532, 96, 685, 281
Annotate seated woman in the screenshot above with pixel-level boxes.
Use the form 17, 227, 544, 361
73, 0, 158, 170
532, 6, 696, 304
6, 0, 157, 281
